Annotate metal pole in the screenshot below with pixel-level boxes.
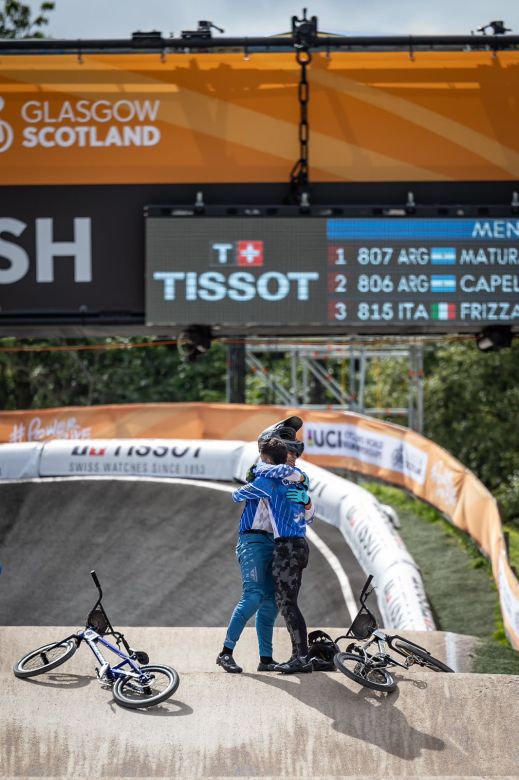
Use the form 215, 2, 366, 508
227, 342, 246, 403
291, 350, 298, 405
357, 348, 366, 414
417, 344, 424, 433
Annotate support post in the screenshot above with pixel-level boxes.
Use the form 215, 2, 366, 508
227, 342, 246, 403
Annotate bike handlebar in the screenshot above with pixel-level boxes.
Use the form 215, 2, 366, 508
359, 574, 374, 603
90, 569, 102, 599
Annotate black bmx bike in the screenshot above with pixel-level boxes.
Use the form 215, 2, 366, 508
13, 570, 180, 709
333, 575, 454, 692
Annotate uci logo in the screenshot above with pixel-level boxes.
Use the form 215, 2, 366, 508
0, 97, 14, 153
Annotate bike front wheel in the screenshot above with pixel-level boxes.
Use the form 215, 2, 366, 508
334, 652, 397, 692
388, 638, 454, 672
113, 664, 179, 709
13, 639, 78, 678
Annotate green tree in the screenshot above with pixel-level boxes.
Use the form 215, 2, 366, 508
424, 341, 519, 524
0, 337, 227, 409
0, 0, 54, 39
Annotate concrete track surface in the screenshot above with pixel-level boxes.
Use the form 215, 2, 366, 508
1, 478, 518, 777
0, 478, 381, 627
2, 627, 518, 778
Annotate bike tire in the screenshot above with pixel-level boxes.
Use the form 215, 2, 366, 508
13, 639, 78, 678
113, 664, 179, 709
334, 652, 397, 692
388, 638, 454, 672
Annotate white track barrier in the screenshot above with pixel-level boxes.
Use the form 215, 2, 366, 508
1, 438, 434, 631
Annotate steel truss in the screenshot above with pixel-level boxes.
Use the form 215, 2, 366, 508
242, 341, 424, 432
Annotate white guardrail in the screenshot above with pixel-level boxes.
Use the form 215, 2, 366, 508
0, 438, 435, 631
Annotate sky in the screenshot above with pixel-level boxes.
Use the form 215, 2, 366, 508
23, 0, 519, 40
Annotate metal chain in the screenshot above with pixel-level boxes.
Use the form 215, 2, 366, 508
289, 47, 312, 203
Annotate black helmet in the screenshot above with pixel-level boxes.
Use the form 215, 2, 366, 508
307, 630, 339, 671
257, 416, 305, 457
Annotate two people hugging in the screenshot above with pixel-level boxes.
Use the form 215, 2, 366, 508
217, 416, 315, 674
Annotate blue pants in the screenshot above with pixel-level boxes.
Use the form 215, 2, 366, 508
225, 533, 278, 657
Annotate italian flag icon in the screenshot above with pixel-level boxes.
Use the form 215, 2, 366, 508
431, 302, 456, 320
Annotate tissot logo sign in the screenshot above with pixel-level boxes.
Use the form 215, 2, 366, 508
211, 241, 264, 266
146, 216, 324, 325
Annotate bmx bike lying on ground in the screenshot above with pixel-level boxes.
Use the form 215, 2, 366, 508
332, 575, 454, 692
13, 570, 180, 709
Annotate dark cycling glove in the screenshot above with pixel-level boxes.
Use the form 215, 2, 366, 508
246, 464, 256, 483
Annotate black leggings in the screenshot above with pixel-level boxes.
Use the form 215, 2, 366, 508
272, 537, 309, 657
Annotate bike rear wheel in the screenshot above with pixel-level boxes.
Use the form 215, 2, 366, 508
334, 651, 397, 692
13, 639, 78, 678
113, 664, 179, 708
388, 638, 454, 672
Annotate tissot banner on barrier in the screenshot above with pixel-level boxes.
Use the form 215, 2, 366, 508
1, 402, 516, 648
38, 438, 244, 481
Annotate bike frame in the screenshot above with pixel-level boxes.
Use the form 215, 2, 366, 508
76, 628, 144, 681
63, 570, 149, 683
334, 574, 428, 671
350, 629, 409, 671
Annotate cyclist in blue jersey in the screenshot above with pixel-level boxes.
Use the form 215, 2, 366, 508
216, 437, 307, 674
232, 437, 315, 675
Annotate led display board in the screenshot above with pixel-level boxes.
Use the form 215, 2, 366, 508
145, 215, 519, 333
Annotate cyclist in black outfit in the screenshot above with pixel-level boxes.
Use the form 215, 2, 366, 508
256, 418, 315, 674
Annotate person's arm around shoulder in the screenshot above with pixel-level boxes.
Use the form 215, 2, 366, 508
254, 462, 297, 480
232, 474, 273, 503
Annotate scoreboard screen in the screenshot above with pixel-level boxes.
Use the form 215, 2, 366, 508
145, 216, 519, 333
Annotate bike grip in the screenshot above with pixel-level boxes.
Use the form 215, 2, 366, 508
91, 570, 101, 589
361, 574, 373, 596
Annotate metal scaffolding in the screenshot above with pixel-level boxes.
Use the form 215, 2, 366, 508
241, 341, 424, 432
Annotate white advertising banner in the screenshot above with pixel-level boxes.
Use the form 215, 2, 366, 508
304, 422, 429, 486
377, 561, 436, 631
39, 439, 242, 481
0, 442, 42, 479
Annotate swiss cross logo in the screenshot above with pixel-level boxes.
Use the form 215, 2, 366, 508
236, 241, 264, 266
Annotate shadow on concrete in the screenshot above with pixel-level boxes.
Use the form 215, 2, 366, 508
23, 673, 92, 690
247, 671, 445, 760
108, 698, 195, 718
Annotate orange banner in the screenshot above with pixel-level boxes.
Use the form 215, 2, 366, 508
1, 51, 519, 184
1, 401, 518, 648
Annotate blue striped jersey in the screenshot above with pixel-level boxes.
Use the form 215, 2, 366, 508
233, 471, 314, 538
234, 463, 304, 533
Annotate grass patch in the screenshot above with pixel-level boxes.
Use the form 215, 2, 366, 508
362, 481, 519, 675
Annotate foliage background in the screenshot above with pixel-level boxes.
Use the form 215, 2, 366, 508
1, 337, 518, 529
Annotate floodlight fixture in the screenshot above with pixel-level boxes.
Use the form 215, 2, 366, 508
475, 326, 513, 352
177, 325, 213, 363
